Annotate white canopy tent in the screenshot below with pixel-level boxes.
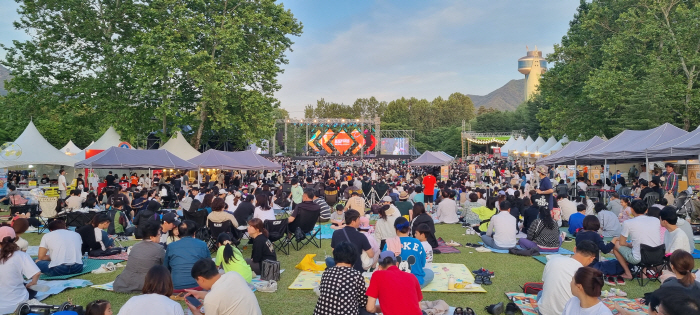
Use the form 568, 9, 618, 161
526, 136, 546, 153
84, 127, 122, 151
0, 121, 78, 167
60, 140, 82, 156
538, 136, 557, 154
499, 136, 516, 157
159, 131, 201, 161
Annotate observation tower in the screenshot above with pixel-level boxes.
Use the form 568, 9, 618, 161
518, 46, 547, 101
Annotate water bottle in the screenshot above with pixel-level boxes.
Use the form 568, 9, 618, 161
83, 252, 88, 261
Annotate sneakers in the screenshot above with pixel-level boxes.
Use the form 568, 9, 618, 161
91, 262, 117, 274
563, 237, 573, 242
485, 302, 504, 315
254, 280, 277, 293
604, 276, 616, 286
505, 302, 520, 315
616, 276, 626, 285
475, 246, 492, 253
600, 290, 613, 298
446, 240, 461, 247
610, 288, 627, 297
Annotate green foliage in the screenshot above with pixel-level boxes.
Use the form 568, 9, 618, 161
537, 0, 700, 139
470, 99, 540, 137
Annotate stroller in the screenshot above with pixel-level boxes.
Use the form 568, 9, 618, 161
14, 302, 84, 315
158, 183, 178, 208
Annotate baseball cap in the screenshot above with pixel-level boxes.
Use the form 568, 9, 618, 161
378, 251, 397, 263
0, 226, 16, 240
359, 216, 370, 230
235, 191, 242, 197
498, 190, 506, 196
382, 196, 393, 202
162, 212, 180, 225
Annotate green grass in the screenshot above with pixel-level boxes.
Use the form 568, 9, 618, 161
22, 223, 692, 315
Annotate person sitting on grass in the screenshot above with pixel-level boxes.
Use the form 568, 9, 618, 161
215, 232, 253, 284
594, 202, 621, 237
660, 208, 691, 254
567, 204, 586, 236
611, 200, 662, 280
164, 220, 211, 292
117, 265, 184, 315
435, 190, 459, 224
358, 216, 380, 270
562, 267, 613, 315
114, 221, 165, 293
461, 193, 483, 226
574, 216, 624, 286
538, 240, 597, 315
327, 210, 373, 272
615, 287, 700, 315
35, 219, 83, 277
480, 200, 517, 250
0, 226, 41, 315
395, 191, 414, 220
365, 251, 423, 315
245, 218, 277, 276
185, 258, 263, 315
313, 242, 370, 315
409, 202, 438, 249
659, 250, 700, 296
11, 217, 29, 252
470, 197, 498, 234
84, 300, 111, 315
384, 217, 433, 288
413, 223, 434, 269
77, 213, 115, 256
518, 205, 562, 252
330, 204, 345, 230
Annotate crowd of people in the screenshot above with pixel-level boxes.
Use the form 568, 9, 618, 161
0, 156, 698, 314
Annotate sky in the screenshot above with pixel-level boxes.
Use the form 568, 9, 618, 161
0, 1, 581, 118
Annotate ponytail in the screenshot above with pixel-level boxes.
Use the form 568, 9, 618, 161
379, 204, 390, 220
0, 236, 19, 263
670, 250, 695, 287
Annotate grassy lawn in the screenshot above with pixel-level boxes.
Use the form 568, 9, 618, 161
20, 222, 691, 314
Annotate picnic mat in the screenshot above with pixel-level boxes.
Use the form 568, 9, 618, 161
35, 279, 93, 301
27, 246, 40, 257
533, 256, 548, 265
90, 252, 129, 261
315, 224, 334, 239
478, 242, 575, 255
694, 248, 700, 259
288, 270, 324, 289
94, 270, 286, 292
40, 259, 125, 280
435, 238, 461, 254
420, 263, 486, 293
505, 292, 649, 315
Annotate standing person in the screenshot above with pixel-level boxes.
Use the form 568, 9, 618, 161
538, 240, 598, 315
562, 267, 613, 315
58, 169, 67, 199
290, 178, 303, 209
535, 166, 554, 212
0, 226, 42, 314
327, 210, 374, 272
184, 259, 262, 315
117, 265, 184, 315
422, 172, 436, 210
313, 242, 369, 315
365, 251, 423, 315
664, 163, 678, 197
245, 218, 277, 275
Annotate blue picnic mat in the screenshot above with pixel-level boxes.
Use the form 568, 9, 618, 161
35, 279, 92, 301
478, 242, 574, 255
315, 224, 334, 239
694, 249, 700, 259
40, 259, 124, 280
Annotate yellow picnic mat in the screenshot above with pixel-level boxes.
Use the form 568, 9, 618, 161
288, 270, 324, 289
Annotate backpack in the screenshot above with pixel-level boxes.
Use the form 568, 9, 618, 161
522, 282, 543, 294
195, 227, 211, 241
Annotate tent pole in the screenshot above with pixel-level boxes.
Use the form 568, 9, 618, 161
645, 153, 649, 181
604, 159, 607, 185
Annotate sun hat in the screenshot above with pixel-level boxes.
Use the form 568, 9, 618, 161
359, 217, 371, 230
399, 191, 409, 200
382, 196, 393, 202
537, 165, 548, 175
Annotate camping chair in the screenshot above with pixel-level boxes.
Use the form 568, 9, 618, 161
568, 187, 577, 200
644, 192, 660, 208
37, 196, 58, 233
290, 209, 322, 251
183, 209, 208, 232
264, 219, 290, 255
59, 210, 98, 228
632, 244, 666, 287
619, 187, 633, 199
586, 187, 600, 203
207, 219, 236, 252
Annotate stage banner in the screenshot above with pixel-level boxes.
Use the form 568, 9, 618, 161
440, 166, 449, 181
493, 148, 501, 155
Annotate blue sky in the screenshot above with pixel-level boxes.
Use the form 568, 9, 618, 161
0, 1, 581, 118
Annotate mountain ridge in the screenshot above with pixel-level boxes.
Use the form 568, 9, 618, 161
467, 79, 525, 111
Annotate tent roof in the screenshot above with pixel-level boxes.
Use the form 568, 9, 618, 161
85, 127, 122, 151
75, 146, 196, 169
500, 136, 516, 153
159, 131, 201, 161
409, 151, 453, 166
538, 136, 557, 154
574, 123, 687, 164
60, 140, 82, 156
509, 137, 525, 153
0, 121, 78, 167
224, 151, 282, 170
645, 125, 700, 160
544, 141, 564, 155
538, 136, 605, 165
188, 150, 239, 169
527, 136, 546, 153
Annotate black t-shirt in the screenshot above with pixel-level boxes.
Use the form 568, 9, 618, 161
40, 177, 50, 184
330, 226, 371, 272
291, 200, 320, 218
233, 201, 255, 226
109, 193, 130, 209
251, 234, 277, 267
105, 175, 116, 186
639, 187, 653, 199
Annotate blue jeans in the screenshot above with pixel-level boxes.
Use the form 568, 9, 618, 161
480, 235, 513, 250
35, 260, 83, 277
420, 268, 435, 288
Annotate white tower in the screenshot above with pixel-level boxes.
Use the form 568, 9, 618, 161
518, 46, 547, 101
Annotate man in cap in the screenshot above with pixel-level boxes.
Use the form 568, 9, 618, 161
365, 251, 422, 315
160, 212, 181, 245
535, 165, 554, 211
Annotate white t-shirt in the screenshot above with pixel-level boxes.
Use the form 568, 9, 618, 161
559, 199, 577, 221
577, 182, 587, 192
664, 227, 691, 254
253, 207, 276, 222
225, 195, 235, 212
16, 237, 29, 252
58, 175, 67, 191
621, 215, 662, 261
539, 256, 583, 315
562, 296, 613, 315
204, 272, 262, 315
39, 229, 83, 268
487, 211, 517, 248
421, 241, 433, 268
0, 251, 41, 314
117, 294, 184, 315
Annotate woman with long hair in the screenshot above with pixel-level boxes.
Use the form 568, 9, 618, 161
661, 250, 700, 293
253, 194, 275, 222
117, 265, 184, 315
215, 232, 253, 283
374, 204, 400, 251
199, 193, 214, 213
0, 226, 41, 314
409, 202, 437, 248
245, 218, 277, 275
562, 267, 612, 315
519, 206, 563, 252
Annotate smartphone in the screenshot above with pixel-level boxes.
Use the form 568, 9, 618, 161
186, 295, 202, 308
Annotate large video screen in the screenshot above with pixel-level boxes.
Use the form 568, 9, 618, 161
381, 138, 409, 155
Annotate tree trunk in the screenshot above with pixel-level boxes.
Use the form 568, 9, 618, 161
193, 106, 207, 149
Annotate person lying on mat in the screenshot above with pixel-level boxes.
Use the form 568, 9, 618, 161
383, 217, 433, 288
313, 242, 371, 315
365, 251, 422, 315
562, 267, 612, 315
117, 265, 184, 315
538, 240, 597, 315
480, 200, 517, 250
163, 220, 211, 292
35, 219, 83, 277
114, 221, 165, 293
185, 258, 263, 315
518, 206, 562, 252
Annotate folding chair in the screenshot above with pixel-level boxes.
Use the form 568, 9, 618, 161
586, 187, 600, 203
37, 196, 58, 234
290, 209, 322, 251
644, 192, 660, 208
632, 244, 666, 287
183, 209, 208, 232
265, 219, 290, 255
207, 219, 236, 252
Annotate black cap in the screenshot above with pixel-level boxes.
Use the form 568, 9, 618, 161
162, 212, 180, 225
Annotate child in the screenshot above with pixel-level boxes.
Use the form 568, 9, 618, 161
215, 232, 253, 283
85, 300, 112, 315
11, 218, 30, 252
358, 216, 380, 270
330, 204, 345, 230
568, 204, 586, 236
414, 223, 433, 269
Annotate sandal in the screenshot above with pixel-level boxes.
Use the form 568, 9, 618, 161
465, 307, 476, 315
482, 276, 493, 285
485, 302, 504, 315
454, 307, 464, 315
474, 275, 484, 285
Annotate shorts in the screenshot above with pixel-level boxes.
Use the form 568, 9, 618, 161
424, 194, 434, 203
617, 246, 640, 264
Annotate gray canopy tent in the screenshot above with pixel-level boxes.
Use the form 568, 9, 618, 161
75, 146, 197, 169
189, 149, 281, 170
408, 151, 454, 166
645, 126, 700, 160
537, 136, 605, 166
224, 150, 282, 170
